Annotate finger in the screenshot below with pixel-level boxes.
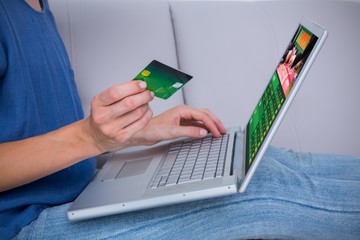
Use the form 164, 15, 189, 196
181, 119, 220, 138
181, 109, 222, 138
113, 104, 150, 132
107, 90, 154, 120
114, 107, 153, 143
97, 81, 147, 106
198, 109, 226, 134
180, 119, 205, 128
172, 126, 209, 139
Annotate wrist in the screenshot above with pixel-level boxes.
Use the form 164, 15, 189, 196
79, 117, 107, 156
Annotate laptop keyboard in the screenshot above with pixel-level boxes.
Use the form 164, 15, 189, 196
150, 134, 229, 188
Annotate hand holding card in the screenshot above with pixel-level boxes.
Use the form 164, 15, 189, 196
133, 60, 193, 100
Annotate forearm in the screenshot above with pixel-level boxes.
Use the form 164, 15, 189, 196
0, 119, 102, 192
0, 82, 154, 192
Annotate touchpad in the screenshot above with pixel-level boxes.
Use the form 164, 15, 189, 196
115, 158, 151, 179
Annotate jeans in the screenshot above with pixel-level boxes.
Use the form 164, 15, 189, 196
14, 147, 360, 239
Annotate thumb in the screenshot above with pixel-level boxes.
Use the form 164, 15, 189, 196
175, 126, 208, 138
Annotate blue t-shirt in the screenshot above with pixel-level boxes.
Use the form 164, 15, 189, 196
0, 0, 96, 238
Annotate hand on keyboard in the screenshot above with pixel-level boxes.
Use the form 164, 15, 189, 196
132, 104, 226, 146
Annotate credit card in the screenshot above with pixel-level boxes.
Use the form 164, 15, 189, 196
133, 60, 193, 99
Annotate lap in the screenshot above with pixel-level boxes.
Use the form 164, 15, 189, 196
15, 147, 360, 240
266, 146, 360, 180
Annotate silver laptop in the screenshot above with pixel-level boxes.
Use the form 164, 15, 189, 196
68, 18, 328, 221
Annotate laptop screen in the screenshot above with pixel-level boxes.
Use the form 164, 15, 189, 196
245, 24, 319, 173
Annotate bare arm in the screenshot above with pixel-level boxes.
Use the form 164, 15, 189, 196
0, 120, 99, 192
0, 81, 153, 192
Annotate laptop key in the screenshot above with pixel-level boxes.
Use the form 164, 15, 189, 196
162, 152, 178, 169
158, 176, 168, 187
166, 175, 179, 185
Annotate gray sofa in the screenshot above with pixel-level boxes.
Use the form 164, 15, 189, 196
49, 0, 360, 157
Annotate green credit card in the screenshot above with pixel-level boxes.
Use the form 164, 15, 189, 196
133, 60, 193, 99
